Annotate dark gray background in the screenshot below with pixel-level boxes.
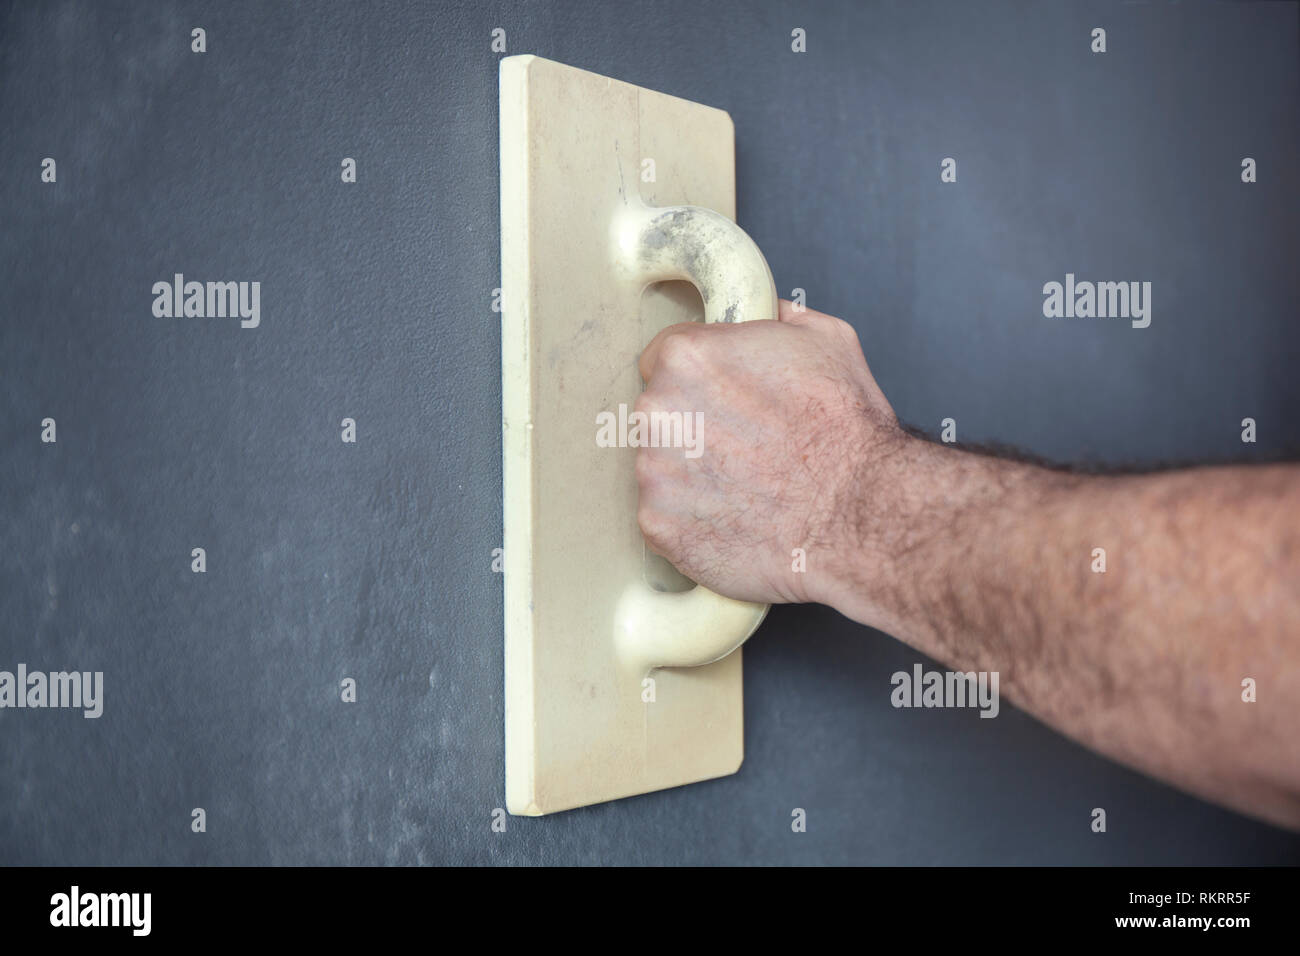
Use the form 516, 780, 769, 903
3, 0, 1297, 864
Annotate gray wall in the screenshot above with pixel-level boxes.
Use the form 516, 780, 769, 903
2, 0, 1297, 864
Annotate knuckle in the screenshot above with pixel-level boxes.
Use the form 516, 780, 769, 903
826, 316, 856, 340
636, 502, 667, 546
659, 330, 703, 367
632, 389, 659, 417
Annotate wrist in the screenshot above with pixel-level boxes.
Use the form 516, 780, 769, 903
812, 432, 1066, 642
804, 428, 936, 626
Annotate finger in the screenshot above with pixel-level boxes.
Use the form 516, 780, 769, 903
638, 322, 699, 383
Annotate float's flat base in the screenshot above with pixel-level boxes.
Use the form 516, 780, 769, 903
500, 55, 744, 816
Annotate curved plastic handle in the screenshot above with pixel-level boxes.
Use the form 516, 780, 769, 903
611, 203, 776, 672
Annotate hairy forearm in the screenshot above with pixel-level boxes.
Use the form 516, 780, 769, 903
821, 438, 1300, 829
